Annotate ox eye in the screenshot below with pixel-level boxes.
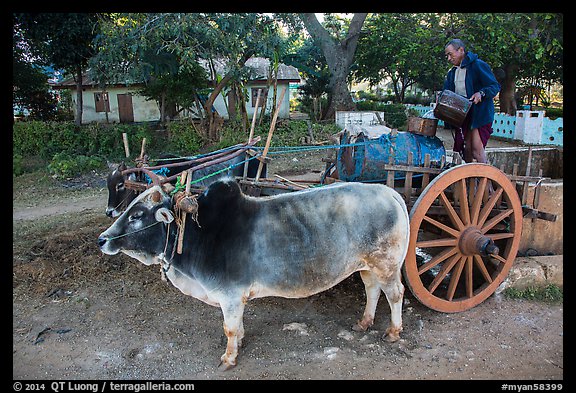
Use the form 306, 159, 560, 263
116, 183, 124, 191
129, 210, 143, 221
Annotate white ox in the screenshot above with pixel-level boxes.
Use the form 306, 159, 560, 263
98, 179, 410, 369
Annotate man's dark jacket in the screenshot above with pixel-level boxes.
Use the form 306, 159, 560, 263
443, 51, 500, 129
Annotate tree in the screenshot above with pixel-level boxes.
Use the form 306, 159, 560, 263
298, 13, 367, 120
91, 13, 283, 141
355, 13, 445, 103
440, 13, 563, 115
137, 57, 208, 126
354, 13, 562, 114
13, 21, 58, 120
283, 36, 330, 121
14, 13, 105, 125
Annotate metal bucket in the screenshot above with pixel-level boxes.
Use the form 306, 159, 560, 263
433, 89, 472, 128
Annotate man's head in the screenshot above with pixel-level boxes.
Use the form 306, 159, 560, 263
445, 39, 466, 66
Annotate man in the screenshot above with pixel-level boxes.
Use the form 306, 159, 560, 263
443, 39, 500, 164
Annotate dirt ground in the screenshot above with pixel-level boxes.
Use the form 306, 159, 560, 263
12, 139, 563, 381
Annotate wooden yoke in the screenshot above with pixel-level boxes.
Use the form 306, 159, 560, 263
175, 168, 200, 254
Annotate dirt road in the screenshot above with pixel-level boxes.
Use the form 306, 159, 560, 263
12, 157, 563, 381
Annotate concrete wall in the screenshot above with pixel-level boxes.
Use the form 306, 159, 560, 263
335, 111, 387, 128
491, 112, 517, 140
72, 87, 161, 124
542, 116, 564, 146
486, 146, 563, 179
210, 83, 292, 120
246, 84, 292, 119
515, 110, 544, 144
72, 83, 293, 124
411, 105, 564, 146
518, 180, 563, 255
486, 146, 563, 255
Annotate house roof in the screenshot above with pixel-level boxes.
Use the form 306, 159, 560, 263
50, 74, 140, 89
51, 57, 300, 89
202, 57, 300, 83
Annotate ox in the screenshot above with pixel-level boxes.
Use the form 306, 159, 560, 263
106, 154, 266, 218
98, 178, 409, 369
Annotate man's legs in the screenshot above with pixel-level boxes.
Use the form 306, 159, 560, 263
464, 127, 495, 194
463, 128, 488, 164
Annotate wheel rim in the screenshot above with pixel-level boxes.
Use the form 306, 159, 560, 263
403, 163, 523, 313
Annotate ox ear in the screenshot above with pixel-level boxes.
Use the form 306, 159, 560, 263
155, 207, 174, 224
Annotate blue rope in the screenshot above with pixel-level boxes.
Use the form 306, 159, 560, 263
153, 143, 249, 162
149, 140, 384, 162
145, 167, 170, 184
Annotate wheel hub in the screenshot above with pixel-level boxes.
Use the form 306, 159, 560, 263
458, 227, 499, 256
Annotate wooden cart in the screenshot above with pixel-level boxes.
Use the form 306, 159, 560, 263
125, 138, 556, 313
237, 145, 557, 313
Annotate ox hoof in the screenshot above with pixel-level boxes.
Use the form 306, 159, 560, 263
352, 319, 372, 332
218, 358, 237, 371
384, 327, 402, 343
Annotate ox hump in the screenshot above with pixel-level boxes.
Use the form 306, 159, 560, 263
200, 178, 243, 206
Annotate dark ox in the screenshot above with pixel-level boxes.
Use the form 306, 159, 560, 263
98, 178, 409, 369
106, 154, 266, 218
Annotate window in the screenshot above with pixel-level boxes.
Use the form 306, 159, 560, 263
251, 88, 268, 107
94, 92, 110, 112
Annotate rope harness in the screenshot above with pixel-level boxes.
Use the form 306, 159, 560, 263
104, 221, 162, 241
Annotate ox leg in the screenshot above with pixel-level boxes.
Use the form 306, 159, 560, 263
237, 318, 245, 348
352, 270, 381, 332
218, 300, 245, 371
380, 270, 404, 343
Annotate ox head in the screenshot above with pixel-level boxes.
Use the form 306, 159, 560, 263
99, 177, 239, 264
106, 162, 138, 218
98, 184, 177, 265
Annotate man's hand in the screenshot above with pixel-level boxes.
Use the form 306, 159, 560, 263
470, 92, 483, 104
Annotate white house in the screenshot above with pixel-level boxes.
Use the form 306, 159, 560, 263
52, 57, 300, 124
206, 57, 301, 120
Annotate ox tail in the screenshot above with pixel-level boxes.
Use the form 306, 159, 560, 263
388, 187, 411, 266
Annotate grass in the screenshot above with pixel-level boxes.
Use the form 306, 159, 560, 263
503, 284, 563, 303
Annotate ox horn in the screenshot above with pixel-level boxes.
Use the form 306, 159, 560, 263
162, 182, 175, 194
150, 190, 162, 203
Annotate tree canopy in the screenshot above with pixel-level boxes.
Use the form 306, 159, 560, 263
14, 13, 104, 124
90, 13, 289, 139
13, 12, 563, 124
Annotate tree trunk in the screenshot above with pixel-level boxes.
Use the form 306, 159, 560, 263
259, 66, 273, 126
299, 13, 367, 120
203, 52, 254, 141
391, 75, 401, 103
75, 64, 83, 126
159, 91, 166, 126
499, 63, 519, 115
313, 97, 319, 121
325, 75, 355, 119
238, 85, 248, 133
227, 88, 237, 121
203, 73, 232, 141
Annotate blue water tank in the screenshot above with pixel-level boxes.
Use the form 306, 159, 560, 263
336, 130, 446, 183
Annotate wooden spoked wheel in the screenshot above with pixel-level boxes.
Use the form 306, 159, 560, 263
403, 163, 523, 313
